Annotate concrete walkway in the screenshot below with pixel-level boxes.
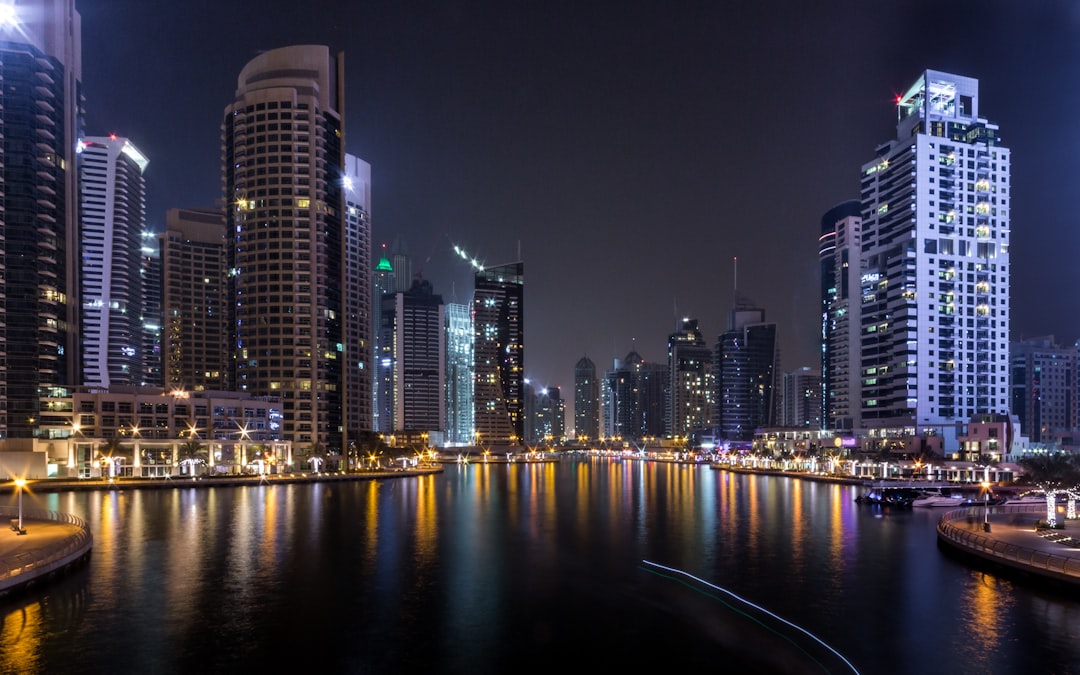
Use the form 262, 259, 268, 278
0, 508, 93, 598
937, 504, 1080, 585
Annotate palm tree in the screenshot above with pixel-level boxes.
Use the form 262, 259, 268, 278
178, 440, 206, 480
1017, 454, 1080, 527
306, 442, 327, 473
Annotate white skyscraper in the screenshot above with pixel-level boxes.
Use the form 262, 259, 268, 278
859, 70, 1010, 452
78, 136, 149, 388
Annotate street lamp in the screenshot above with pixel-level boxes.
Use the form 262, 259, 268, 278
13, 478, 26, 534
981, 480, 991, 532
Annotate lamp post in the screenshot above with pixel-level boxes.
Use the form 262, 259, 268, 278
982, 480, 991, 532
13, 478, 26, 534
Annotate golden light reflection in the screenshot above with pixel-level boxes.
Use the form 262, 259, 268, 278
413, 475, 438, 564
0, 602, 45, 673
955, 572, 1012, 667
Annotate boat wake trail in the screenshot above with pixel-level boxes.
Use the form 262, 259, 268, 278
640, 560, 861, 675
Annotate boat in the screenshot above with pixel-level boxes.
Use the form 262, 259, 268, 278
1003, 494, 1048, 506
911, 491, 968, 508
856, 485, 922, 507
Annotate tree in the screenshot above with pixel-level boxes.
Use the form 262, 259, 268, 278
178, 440, 207, 480
1017, 454, 1080, 527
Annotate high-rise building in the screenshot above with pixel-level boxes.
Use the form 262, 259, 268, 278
160, 208, 227, 392
473, 261, 524, 445
602, 351, 667, 442
372, 244, 394, 432
343, 154, 373, 442
390, 236, 412, 293
445, 302, 474, 445
781, 367, 823, 429
79, 136, 149, 388
529, 385, 564, 445
574, 356, 600, 442
0, 0, 83, 438
1010, 337, 1076, 443
139, 231, 163, 389
859, 70, 1010, 451
819, 200, 862, 430
378, 279, 445, 433
667, 318, 712, 439
715, 306, 778, 443
223, 45, 357, 451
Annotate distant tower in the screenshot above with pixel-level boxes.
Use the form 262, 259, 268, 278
445, 302, 474, 444
79, 136, 149, 388
372, 244, 395, 431
473, 261, 524, 444
667, 318, 713, 438
160, 208, 228, 392
0, 0, 83, 437
716, 305, 779, 442
223, 45, 352, 451
390, 236, 412, 293
859, 70, 1010, 451
574, 356, 600, 442
819, 199, 862, 430
380, 279, 445, 432
1010, 337, 1077, 443
781, 367, 823, 429
140, 231, 163, 388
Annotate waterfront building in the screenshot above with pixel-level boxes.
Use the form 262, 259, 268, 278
858, 70, 1010, 452
574, 355, 600, 442
0, 0, 83, 439
781, 367, 823, 429
160, 208, 228, 392
819, 199, 862, 430
445, 302, 474, 445
603, 351, 667, 442
342, 154, 373, 443
1009, 336, 1076, 443
36, 386, 289, 478
715, 305, 779, 443
378, 278, 445, 434
79, 136, 149, 388
667, 318, 713, 439
473, 261, 524, 445
223, 45, 357, 452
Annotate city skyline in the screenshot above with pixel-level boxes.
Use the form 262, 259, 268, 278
79, 2, 1080, 415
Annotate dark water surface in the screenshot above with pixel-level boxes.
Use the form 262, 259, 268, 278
3, 458, 1079, 674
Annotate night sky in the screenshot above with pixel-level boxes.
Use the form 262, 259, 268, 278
80, 1, 1080, 427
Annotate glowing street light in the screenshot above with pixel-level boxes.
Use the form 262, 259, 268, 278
982, 481, 992, 532
13, 478, 26, 535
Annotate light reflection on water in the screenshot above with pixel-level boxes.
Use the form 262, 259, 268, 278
2, 460, 1080, 673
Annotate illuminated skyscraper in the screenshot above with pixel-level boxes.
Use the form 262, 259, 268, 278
667, 318, 712, 438
0, 0, 82, 438
343, 154, 373, 441
859, 70, 1009, 451
445, 302, 474, 444
223, 45, 362, 452
473, 261, 524, 444
372, 245, 394, 432
79, 136, 148, 388
715, 306, 778, 443
160, 208, 227, 392
574, 355, 599, 442
819, 200, 862, 430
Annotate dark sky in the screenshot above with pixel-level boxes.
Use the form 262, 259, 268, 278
79, 1, 1080, 424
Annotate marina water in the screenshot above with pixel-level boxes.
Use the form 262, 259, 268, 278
3, 457, 1079, 673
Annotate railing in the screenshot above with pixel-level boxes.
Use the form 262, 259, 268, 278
937, 505, 1080, 580
0, 507, 93, 587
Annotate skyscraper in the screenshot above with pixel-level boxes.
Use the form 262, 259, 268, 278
160, 208, 227, 392
78, 136, 148, 388
372, 244, 394, 432
445, 302, 474, 445
1010, 337, 1076, 444
0, 0, 82, 438
715, 306, 779, 443
859, 70, 1010, 451
223, 45, 356, 451
781, 367, 823, 429
819, 200, 862, 431
667, 318, 712, 439
473, 261, 524, 445
343, 154, 373, 442
378, 278, 445, 433
139, 231, 163, 389
574, 355, 599, 442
